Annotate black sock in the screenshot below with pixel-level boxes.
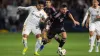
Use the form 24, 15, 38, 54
59, 38, 66, 48
54, 37, 61, 43
42, 38, 48, 45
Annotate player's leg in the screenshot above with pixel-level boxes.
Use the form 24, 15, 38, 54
88, 23, 95, 52
32, 27, 42, 55
57, 31, 67, 55
92, 32, 96, 46
95, 35, 100, 52
54, 35, 61, 43
41, 24, 55, 45
89, 32, 96, 46
46, 24, 61, 44
95, 23, 100, 52
22, 34, 28, 55
42, 29, 48, 40
39, 24, 52, 51
40, 29, 56, 51
34, 34, 42, 55
22, 26, 31, 55
58, 32, 67, 50
41, 24, 50, 45
89, 31, 95, 52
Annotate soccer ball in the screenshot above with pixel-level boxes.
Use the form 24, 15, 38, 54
59, 49, 66, 56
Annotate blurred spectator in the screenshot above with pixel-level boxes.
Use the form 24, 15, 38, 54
0, 0, 100, 32
0, 3, 7, 29
6, 0, 19, 32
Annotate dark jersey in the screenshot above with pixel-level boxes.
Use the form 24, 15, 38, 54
47, 11, 70, 39
51, 11, 70, 28
44, 6, 56, 18
44, 6, 56, 23
39, 6, 56, 31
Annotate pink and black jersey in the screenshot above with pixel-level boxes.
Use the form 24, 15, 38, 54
51, 11, 70, 28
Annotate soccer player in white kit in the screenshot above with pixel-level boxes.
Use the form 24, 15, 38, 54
18, 1, 47, 55
82, 0, 100, 52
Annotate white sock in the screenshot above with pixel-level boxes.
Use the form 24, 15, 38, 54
89, 36, 94, 48
58, 47, 62, 50
92, 34, 96, 46
96, 40, 100, 47
35, 37, 42, 52
22, 38, 28, 48
95, 40, 100, 52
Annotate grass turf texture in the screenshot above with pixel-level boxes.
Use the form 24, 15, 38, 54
0, 32, 100, 56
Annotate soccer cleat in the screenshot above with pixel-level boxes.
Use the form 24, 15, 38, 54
40, 45, 44, 51
95, 47, 99, 52
88, 47, 93, 53
34, 52, 40, 56
57, 49, 62, 56
57, 49, 61, 54
22, 47, 28, 55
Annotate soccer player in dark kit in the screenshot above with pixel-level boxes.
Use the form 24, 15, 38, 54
40, 0, 62, 51
41, 4, 80, 53
43, 0, 61, 43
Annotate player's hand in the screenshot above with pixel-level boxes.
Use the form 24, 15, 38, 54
82, 23, 84, 27
74, 21, 80, 26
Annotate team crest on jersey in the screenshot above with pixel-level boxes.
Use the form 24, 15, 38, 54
32, 12, 41, 18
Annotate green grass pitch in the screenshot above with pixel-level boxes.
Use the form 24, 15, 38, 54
0, 32, 100, 56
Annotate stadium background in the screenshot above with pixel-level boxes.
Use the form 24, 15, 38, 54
1, 0, 99, 32
0, 0, 100, 56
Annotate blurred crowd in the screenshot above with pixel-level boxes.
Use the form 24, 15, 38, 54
0, 0, 99, 32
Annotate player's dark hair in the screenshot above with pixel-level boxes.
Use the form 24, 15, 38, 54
46, 0, 51, 1
38, 0, 45, 5
60, 4, 67, 8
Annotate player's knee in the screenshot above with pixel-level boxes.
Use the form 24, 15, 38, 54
89, 31, 94, 37
36, 34, 41, 38
62, 32, 67, 38
61, 38, 66, 42
23, 34, 28, 38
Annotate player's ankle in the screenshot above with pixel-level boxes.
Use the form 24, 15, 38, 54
58, 47, 62, 50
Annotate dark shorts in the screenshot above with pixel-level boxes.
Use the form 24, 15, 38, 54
47, 26, 66, 39
39, 21, 52, 31
39, 22, 46, 31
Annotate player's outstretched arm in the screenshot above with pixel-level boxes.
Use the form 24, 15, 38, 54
85, 15, 90, 28
17, 6, 31, 11
82, 10, 89, 27
68, 13, 80, 26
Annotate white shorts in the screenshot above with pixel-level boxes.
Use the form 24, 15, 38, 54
22, 25, 41, 36
94, 21, 100, 36
89, 23, 96, 31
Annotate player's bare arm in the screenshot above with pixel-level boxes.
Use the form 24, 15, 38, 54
82, 10, 89, 27
68, 13, 80, 26
85, 13, 90, 28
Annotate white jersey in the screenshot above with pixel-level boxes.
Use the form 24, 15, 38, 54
18, 6, 47, 26
18, 6, 48, 35
88, 6, 100, 23
88, 6, 100, 35
82, 6, 100, 24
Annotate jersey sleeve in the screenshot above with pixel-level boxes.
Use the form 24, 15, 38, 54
17, 6, 31, 11
82, 8, 90, 24
51, 6, 56, 14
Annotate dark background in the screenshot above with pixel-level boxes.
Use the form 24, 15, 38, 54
0, 0, 99, 32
